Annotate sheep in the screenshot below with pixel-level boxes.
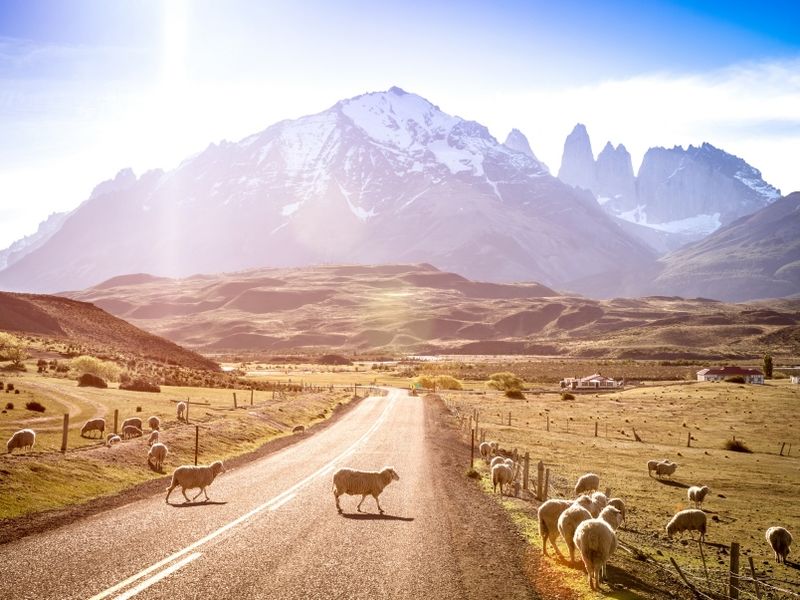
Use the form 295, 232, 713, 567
106, 435, 121, 447
647, 459, 661, 476
655, 460, 678, 479
148, 442, 168, 471
122, 425, 143, 439
598, 505, 624, 531
80, 418, 105, 438
687, 485, 710, 509
122, 417, 143, 431
574, 473, 600, 495
537, 499, 572, 557
607, 498, 626, 524
765, 526, 792, 564
147, 430, 159, 446
332, 466, 399, 514
479, 442, 493, 460
588, 491, 608, 518
176, 401, 186, 421
573, 511, 620, 591
6, 429, 35, 454
558, 502, 593, 563
147, 415, 160, 431
489, 455, 506, 470
666, 509, 707, 542
492, 463, 514, 496
166, 460, 225, 504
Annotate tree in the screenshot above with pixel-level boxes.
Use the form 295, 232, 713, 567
763, 353, 773, 379
486, 372, 525, 398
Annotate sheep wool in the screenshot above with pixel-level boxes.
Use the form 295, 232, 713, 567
122, 417, 143, 431
148, 430, 159, 446
148, 442, 168, 471
607, 498, 626, 523
332, 466, 400, 514
492, 463, 514, 496
589, 491, 608, 518
479, 442, 492, 460
573, 517, 618, 591
176, 402, 186, 421
574, 473, 600, 496
147, 416, 160, 431
666, 509, 707, 542
647, 459, 660, 476
106, 435, 121, 447
687, 485, 710, 508
558, 503, 593, 563
6, 429, 35, 454
765, 526, 792, 564
537, 499, 572, 557
166, 460, 225, 504
489, 455, 506, 470
598, 506, 623, 531
655, 460, 677, 479
122, 425, 143, 439
80, 418, 105, 438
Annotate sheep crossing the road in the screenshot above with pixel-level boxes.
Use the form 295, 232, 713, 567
332, 466, 400, 514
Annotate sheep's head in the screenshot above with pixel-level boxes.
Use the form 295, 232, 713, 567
575, 495, 593, 509
383, 467, 400, 482
600, 506, 623, 529
211, 460, 225, 476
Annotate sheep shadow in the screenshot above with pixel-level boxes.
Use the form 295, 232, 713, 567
654, 478, 690, 489
167, 500, 228, 508
340, 513, 414, 522
604, 564, 668, 598
147, 462, 166, 474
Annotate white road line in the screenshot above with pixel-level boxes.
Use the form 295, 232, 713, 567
88, 391, 398, 600
112, 553, 202, 600
268, 492, 296, 511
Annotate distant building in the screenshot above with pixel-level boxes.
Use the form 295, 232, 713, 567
791, 375, 800, 385
696, 366, 764, 384
560, 373, 622, 390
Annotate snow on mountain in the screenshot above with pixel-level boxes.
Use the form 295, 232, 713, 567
0, 211, 70, 271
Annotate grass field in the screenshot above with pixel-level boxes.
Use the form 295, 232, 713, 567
0, 369, 354, 520
443, 380, 800, 599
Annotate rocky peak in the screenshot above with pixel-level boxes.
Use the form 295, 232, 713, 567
558, 123, 596, 191
89, 168, 138, 201
595, 141, 636, 210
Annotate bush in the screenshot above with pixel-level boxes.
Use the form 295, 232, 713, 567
724, 438, 752, 453
561, 392, 575, 400
119, 379, 161, 393
7, 383, 14, 391
71, 355, 121, 383
506, 390, 525, 399
317, 354, 353, 366
5, 402, 13, 410
412, 375, 463, 391
25, 401, 46, 413
77, 373, 108, 388
486, 372, 524, 395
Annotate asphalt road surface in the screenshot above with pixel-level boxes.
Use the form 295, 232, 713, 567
0, 389, 537, 599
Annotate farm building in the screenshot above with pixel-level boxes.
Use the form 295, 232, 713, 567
560, 373, 623, 390
792, 375, 800, 385
696, 366, 764, 384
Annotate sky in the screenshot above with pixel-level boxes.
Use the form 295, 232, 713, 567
1, 0, 799, 249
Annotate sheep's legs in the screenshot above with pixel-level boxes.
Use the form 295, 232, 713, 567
357, 494, 367, 512
373, 494, 384, 515
334, 492, 342, 513
182, 487, 192, 503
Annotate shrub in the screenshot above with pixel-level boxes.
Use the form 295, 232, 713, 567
506, 390, 525, 399
71, 355, 121, 383
77, 373, 108, 388
724, 438, 752, 453
561, 392, 575, 400
5, 402, 13, 410
25, 401, 46, 413
119, 379, 161, 393
7, 383, 14, 391
412, 375, 463, 390
486, 372, 524, 395
317, 354, 353, 366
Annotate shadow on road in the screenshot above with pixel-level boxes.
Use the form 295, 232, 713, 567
340, 513, 414, 522
167, 500, 229, 508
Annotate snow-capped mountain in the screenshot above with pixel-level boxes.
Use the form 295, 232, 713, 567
557, 125, 781, 252
0, 87, 654, 293
0, 211, 69, 271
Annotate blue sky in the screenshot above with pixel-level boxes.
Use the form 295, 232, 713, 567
1, 0, 799, 248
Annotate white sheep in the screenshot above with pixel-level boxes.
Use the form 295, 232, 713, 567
765, 526, 792, 564
489, 455, 506, 470
574, 473, 600, 495
647, 459, 662, 477
332, 466, 400, 514
147, 430, 160, 446
655, 460, 677, 479
148, 442, 168, 471
6, 429, 35, 454
666, 509, 707, 542
122, 425, 142, 439
573, 508, 622, 591
537, 499, 572, 558
479, 441, 493, 460
492, 463, 514, 496
589, 491, 608, 518
80, 418, 105, 438
166, 460, 225, 503
558, 502, 593, 563
607, 498, 626, 524
122, 417, 143, 431
147, 415, 160, 431
106, 435, 121, 447
687, 485, 710, 509
176, 402, 186, 421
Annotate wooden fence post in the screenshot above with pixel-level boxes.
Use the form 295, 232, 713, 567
779, 442, 785, 456
250, 388, 254, 406
194, 425, 199, 466
508, 411, 511, 426
185, 398, 190, 424
113, 409, 119, 434
543, 468, 550, 500
537, 460, 544, 500
523, 452, 530, 491
61, 413, 69, 453
233, 392, 237, 409
687, 431, 691, 448
546, 413, 550, 432
470, 428, 475, 469
748, 556, 761, 599
595, 421, 598, 437
729, 541, 740, 600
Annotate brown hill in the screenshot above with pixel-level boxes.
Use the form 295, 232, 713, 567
0, 292, 218, 370
64, 263, 800, 360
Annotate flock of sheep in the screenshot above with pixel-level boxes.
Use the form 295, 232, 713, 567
479, 442, 794, 592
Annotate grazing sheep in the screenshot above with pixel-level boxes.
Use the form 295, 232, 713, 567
598, 505, 624, 531
176, 401, 186, 421
492, 463, 514, 496
479, 442, 493, 460
558, 502, 593, 563
687, 485, 710, 509
765, 527, 792, 564
166, 460, 225, 504
655, 460, 678, 479
490, 455, 506, 470
147, 430, 159, 446
647, 459, 664, 476
147, 416, 160, 431
122, 425, 142, 439
106, 435, 121, 447
574, 513, 619, 591
588, 491, 608, 518
332, 466, 400, 514
666, 509, 707, 542
574, 494, 594, 511
148, 442, 168, 471
607, 498, 626, 524
6, 429, 35, 454
122, 417, 143, 431
574, 473, 600, 495
80, 418, 105, 438
490, 441, 499, 452
537, 499, 572, 557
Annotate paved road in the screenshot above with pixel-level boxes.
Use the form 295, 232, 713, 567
0, 389, 536, 599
